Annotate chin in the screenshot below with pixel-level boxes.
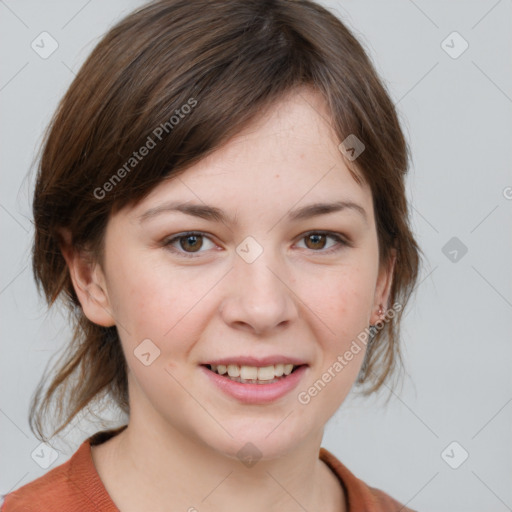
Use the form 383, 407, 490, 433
200, 415, 315, 462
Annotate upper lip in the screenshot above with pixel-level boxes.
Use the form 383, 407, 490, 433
202, 356, 308, 367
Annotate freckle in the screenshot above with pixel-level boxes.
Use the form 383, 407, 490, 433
275, 174, 280, 178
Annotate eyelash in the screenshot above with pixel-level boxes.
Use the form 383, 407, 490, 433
162, 231, 350, 259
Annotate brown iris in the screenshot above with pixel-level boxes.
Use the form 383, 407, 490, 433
179, 234, 203, 253
304, 233, 327, 250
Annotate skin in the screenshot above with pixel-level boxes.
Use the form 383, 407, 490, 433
62, 86, 395, 512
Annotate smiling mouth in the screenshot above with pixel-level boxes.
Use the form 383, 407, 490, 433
202, 363, 305, 384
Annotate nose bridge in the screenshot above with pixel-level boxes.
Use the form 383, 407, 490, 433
238, 242, 282, 296
222, 236, 297, 333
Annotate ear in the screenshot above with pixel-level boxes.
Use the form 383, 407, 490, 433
58, 228, 115, 327
370, 248, 396, 325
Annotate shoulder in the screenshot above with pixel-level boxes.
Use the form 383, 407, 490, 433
319, 447, 417, 512
365, 485, 417, 512
1, 428, 125, 512
1, 442, 86, 512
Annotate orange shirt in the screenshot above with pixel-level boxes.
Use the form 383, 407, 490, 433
1, 426, 416, 511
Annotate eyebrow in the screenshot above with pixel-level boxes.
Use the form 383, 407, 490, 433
138, 200, 368, 225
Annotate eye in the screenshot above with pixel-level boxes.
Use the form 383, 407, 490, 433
162, 230, 350, 259
162, 232, 216, 258
295, 231, 349, 254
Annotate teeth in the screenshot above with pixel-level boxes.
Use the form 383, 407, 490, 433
274, 364, 284, 377
257, 366, 275, 381
209, 363, 298, 380
240, 365, 258, 380
227, 364, 240, 377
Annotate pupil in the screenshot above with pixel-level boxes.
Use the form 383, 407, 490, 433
182, 235, 202, 252
307, 234, 325, 249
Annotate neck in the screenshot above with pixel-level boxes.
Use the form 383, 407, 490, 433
92, 413, 345, 512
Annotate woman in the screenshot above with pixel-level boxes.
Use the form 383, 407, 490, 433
2, 0, 420, 510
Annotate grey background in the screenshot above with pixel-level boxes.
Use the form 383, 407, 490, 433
1, 1, 511, 511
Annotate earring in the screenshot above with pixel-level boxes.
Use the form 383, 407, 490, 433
361, 304, 386, 383
368, 303, 385, 338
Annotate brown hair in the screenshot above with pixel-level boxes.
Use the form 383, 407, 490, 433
29, 0, 421, 442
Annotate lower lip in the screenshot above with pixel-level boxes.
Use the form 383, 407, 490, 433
200, 365, 308, 404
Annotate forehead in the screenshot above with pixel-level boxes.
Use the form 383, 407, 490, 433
128, 88, 372, 222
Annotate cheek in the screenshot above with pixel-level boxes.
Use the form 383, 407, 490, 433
107, 247, 178, 313
103, 253, 176, 345
302, 259, 377, 331
106, 253, 217, 357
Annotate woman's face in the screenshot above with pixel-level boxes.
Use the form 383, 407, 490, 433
80, 87, 393, 460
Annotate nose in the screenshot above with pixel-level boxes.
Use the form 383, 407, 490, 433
219, 246, 298, 336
